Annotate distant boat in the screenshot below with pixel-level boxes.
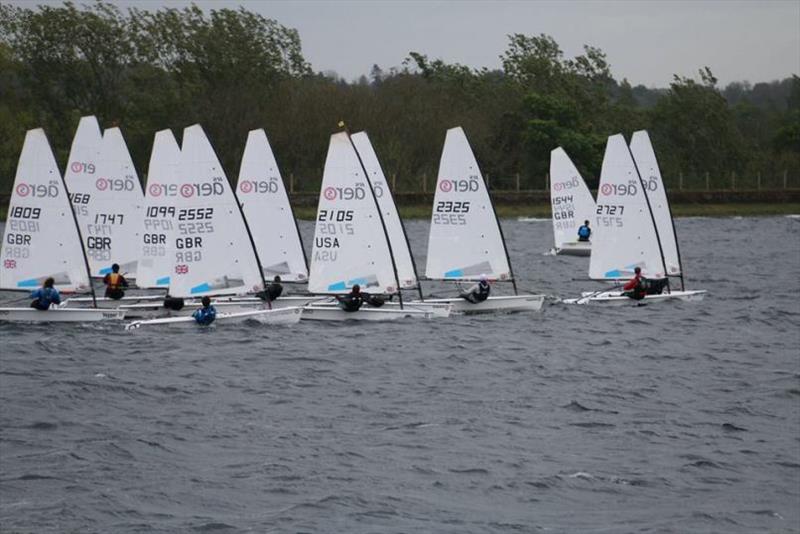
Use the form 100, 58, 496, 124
0, 129, 125, 322
565, 133, 706, 305
549, 147, 596, 256
422, 127, 544, 314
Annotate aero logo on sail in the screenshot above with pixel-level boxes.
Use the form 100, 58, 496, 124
70, 161, 96, 174
95, 176, 137, 192
148, 179, 225, 198
439, 176, 480, 193
16, 182, 59, 198
239, 177, 279, 194
323, 183, 366, 201
600, 181, 638, 196
553, 176, 580, 191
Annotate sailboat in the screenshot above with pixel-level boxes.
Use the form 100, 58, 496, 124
302, 131, 433, 321
64, 117, 144, 278
564, 133, 706, 305
422, 127, 545, 314
125, 125, 303, 327
0, 129, 125, 322
549, 147, 596, 256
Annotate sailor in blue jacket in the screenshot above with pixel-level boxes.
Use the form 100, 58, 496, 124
192, 296, 217, 325
30, 277, 61, 310
577, 220, 592, 242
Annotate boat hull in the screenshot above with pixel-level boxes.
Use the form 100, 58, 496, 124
0, 307, 126, 322
125, 306, 303, 330
563, 289, 707, 306
300, 305, 433, 321
422, 294, 545, 314
555, 241, 592, 257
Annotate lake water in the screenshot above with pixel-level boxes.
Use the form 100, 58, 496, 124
1, 217, 799, 533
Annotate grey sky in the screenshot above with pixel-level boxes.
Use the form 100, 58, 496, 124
15, 0, 800, 86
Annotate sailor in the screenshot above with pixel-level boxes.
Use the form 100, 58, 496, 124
103, 263, 129, 300
336, 284, 364, 312
622, 266, 646, 300
192, 296, 217, 325
29, 277, 61, 310
460, 274, 491, 304
577, 220, 591, 242
362, 290, 386, 307
257, 275, 283, 302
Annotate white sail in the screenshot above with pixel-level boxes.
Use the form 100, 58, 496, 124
589, 134, 666, 280
351, 131, 417, 288
308, 132, 399, 295
136, 130, 181, 289
1, 129, 90, 292
65, 117, 144, 277
167, 125, 264, 298
550, 147, 597, 248
630, 130, 681, 276
425, 127, 511, 281
237, 129, 308, 282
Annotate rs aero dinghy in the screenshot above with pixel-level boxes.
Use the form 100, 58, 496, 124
303, 130, 437, 321
0, 129, 125, 322
564, 131, 706, 305
420, 127, 545, 314
549, 147, 596, 256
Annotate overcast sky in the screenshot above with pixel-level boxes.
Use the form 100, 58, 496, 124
15, 0, 800, 87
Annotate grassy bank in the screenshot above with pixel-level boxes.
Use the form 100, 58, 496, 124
291, 202, 800, 220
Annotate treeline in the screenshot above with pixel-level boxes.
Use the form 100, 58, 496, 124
0, 1, 798, 196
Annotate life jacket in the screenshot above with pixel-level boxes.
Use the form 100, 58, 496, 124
193, 306, 217, 325
106, 273, 123, 290
578, 225, 591, 239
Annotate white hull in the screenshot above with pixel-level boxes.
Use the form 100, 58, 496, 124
218, 296, 452, 318
125, 306, 303, 330
0, 307, 126, 322
555, 241, 591, 257
563, 289, 707, 306
301, 305, 434, 322
119, 300, 269, 319
423, 294, 545, 314
64, 294, 165, 309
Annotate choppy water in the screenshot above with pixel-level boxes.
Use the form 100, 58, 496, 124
1, 217, 799, 533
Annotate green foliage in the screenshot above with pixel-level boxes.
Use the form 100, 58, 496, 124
0, 1, 796, 199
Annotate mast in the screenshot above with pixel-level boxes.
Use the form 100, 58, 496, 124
648, 141, 686, 291
627, 142, 670, 292
343, 123, 405, 309
63, 164, 97, 308
485, 173, 519, 295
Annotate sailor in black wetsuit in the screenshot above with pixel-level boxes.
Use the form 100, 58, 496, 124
460, 274, 491, 304
257, 275, 283, 302
336, 284, 364, 312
